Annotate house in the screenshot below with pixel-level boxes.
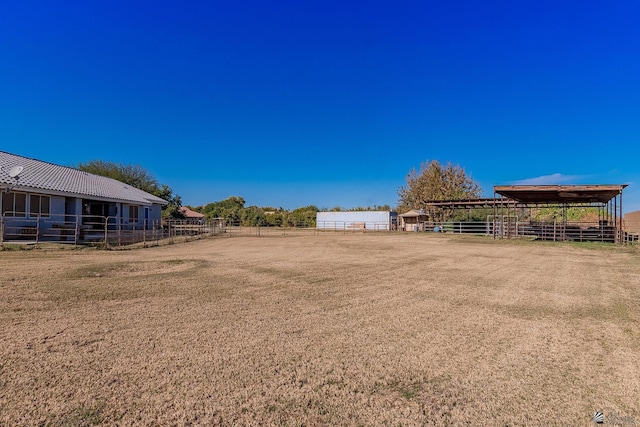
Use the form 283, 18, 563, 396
178, 206, 205, 224
316, 211, 398, 231
1, 151, 167, 242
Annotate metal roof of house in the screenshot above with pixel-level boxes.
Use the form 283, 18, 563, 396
0, 151, 167, 205
494, 185, 627, 204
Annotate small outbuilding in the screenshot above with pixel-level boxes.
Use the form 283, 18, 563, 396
399, 209, 429, 232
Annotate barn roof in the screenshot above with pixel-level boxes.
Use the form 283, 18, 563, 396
0, 151, 167, 205
494, 185, 627, 204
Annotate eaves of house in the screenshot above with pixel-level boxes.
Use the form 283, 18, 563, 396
0, 151, 167, 206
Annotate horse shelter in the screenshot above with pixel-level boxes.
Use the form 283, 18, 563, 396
420, 185, 629, 244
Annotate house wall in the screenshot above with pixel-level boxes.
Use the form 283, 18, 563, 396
121, 203, 163, 229
316, 211, 397, 231
66, 198, 82, 216
149, 204, 162, 225
51, 196, 65, 217
1, 191, 66, 225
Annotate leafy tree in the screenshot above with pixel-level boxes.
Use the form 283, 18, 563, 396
199, 196, 246, 223
241, 206, 267, 226
287, 205, 319, 227
530, 206, 600, 223
193, 198, 320, 227
398, 160, 482, 221
77, 160, 183, 218
264, 211, 285, 227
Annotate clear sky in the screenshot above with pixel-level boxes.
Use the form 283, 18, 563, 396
2, 1, 639, 212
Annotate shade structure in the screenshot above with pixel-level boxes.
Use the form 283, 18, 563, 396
493, 185, 627, 205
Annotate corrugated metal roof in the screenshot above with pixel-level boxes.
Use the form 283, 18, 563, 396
0, 151, 167, 205
494, 185, 627, 204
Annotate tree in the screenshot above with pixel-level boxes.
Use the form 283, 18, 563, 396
199, 196, 246, 223
77, 160, 183, 218
241, 206, 267, 226
398, 160, 482, 221
287, 205, 319, 227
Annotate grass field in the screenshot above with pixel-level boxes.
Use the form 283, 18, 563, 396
1, 233, 639, 426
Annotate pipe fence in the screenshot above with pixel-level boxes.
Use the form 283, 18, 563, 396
2, 213, 636, 247
1, 213, 226, 248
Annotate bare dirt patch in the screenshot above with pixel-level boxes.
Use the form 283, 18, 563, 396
1, 234, 639, 426
69, 259, 206, 278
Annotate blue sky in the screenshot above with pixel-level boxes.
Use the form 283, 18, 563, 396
2, 1, 639, 212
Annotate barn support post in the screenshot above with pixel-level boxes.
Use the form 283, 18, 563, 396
612, 197, 616, 243
617, 189, 623, 244
560, 203, 569, 242
493, 190, 497, 239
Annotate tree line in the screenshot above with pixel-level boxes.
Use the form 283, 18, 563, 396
192, 197, 319, 227
188, 198, 396, 227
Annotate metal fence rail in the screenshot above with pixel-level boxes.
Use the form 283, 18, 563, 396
420, 218, 622, 243
1, 214, 227, 247
3, 213, 636, 247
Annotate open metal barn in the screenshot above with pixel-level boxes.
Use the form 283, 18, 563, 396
419, 185, 629, 244
493, 185, 627, 244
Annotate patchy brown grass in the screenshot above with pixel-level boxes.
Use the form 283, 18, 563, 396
1, 233, 639, 426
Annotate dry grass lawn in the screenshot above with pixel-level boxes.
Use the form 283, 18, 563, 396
1, 233, 639, 426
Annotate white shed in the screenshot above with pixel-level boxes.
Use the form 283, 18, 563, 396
316, 211, 398, 231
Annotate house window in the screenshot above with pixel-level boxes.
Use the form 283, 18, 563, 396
129, 205, 139, 223
29, 195, 51, 218
2, 192, 27, 217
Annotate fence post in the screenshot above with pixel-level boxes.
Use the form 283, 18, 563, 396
104, 216, 109, 249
